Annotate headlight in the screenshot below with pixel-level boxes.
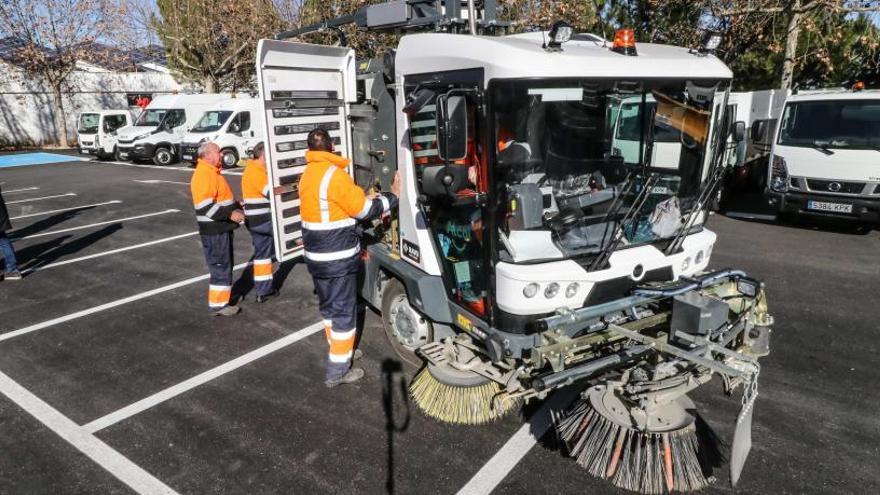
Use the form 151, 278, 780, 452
695, 250, 704, 265
134, 132, 151, 141
523, 283, 539, 298
199, 137, 209, 144
681, 257, 691, 272
770, 155, 788, 193
544, 282, 560, 298
565, 282, 579, 298
94, 135, 100, 146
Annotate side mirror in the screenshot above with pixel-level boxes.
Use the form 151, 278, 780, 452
750, 120, 764, 143
421, 165, 469, 198
437, 94, 468, 162
162, 121, 174, 132
732, 121, 746, 142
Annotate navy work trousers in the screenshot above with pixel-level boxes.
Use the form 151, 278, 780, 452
201, 231, 234, 311
309, 258, 361, 381
247, 221, 275, 296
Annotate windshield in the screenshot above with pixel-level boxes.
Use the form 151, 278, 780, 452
191, 110, 233, 133
78, 113, 100, 134
492, 78, 727, 263
778, 99, 880, 149
135, 109, 167, 127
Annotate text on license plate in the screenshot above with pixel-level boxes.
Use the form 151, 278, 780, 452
182, 154, 193, 160
807, 200, 852, 213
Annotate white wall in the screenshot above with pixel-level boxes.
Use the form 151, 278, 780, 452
0, 63, 191, 147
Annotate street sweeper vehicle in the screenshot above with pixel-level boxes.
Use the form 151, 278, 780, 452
256, 1, 774, 492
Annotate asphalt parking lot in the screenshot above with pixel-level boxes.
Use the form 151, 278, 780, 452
1, 152, 878, 495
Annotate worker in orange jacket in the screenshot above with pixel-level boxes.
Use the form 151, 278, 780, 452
191, 142, 244, 316
300, 129, 400, 387
241, 142, 278, 303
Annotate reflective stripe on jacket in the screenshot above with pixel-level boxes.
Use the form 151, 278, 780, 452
241, 159, 271, 228
190, 159, 238, 235
298, 150, 397, 272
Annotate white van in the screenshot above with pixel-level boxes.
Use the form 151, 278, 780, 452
611, 95, 682, 170
179, 96, 264, 168
76, 110, 134, 159
115, 93, 229, 165
767, 88, 880, 224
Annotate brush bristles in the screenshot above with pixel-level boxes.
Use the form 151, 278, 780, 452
556, 399, 710, 493
410, 367, 519, 425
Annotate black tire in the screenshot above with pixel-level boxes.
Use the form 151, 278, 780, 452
153, 146, 174, 166
381, 278, 432, 369
113, 147, 125, 162
220, 148, 239, 169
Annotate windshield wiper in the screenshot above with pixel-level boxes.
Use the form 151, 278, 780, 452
812, 141, 835, 155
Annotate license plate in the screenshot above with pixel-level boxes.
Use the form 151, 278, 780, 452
80, 149, 90, 154
807, 200, 852, 213
182, 154, 193, 161
119, 153, 129, 159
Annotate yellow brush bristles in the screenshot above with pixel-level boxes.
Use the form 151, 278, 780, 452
409, 367, 520, 425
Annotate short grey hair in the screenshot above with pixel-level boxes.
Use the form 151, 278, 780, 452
197, 141, 217, 159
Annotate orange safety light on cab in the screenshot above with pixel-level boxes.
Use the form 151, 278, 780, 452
612, 28, 637, 56
853, 81, 865, 92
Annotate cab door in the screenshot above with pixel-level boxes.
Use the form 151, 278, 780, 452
256, 39, 356, 262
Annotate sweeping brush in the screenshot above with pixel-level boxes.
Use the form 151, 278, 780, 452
409, 367, 520, 425
555, 394, 712, 493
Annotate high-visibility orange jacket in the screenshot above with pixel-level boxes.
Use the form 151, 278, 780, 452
191, 159, 238, 235
299, 150, 397, 274
241, 159, 271, 228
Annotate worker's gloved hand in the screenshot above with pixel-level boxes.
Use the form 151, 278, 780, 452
230, 210, 245, 224
391, 171, 402, 198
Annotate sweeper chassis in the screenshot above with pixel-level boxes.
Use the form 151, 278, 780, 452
362, 242, 773, 491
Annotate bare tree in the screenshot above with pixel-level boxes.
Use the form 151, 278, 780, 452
153, 0, 283, 92
0, 0, 126, 147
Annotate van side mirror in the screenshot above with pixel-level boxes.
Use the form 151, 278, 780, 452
437, 94, 468, 162
750, 120, 765, 143
732, 121, 746, 142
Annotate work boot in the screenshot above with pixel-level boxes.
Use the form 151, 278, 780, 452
3, 271, 22, 281
325, 367, 364, 388
256, 290, 279, 303
213, 305, 241, 317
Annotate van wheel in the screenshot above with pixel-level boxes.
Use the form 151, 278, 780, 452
113, 147, 124, 161
220, 148, 239, 169
381, 278, 432, 368
153, 147, 174, 166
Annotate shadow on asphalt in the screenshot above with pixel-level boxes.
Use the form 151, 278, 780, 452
382, 359, 410, 495
18, 224, 123, 274
9, 206, 98, 239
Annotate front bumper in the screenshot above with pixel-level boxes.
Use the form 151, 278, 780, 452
179, 142, 199, 164
767, 190, 880, 223
117, 143, 155, 161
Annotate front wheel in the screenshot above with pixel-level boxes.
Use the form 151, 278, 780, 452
153, 146, 175, 166
381, 278, 432, 368
220, 148, 239, 169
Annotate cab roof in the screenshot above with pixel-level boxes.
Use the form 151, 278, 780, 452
787, 89, 880, 102
395, 32, 733, 83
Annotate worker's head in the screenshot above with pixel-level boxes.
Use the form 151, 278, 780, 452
252, 142, 265, 166
307, 128, 334, 152
198, 142, 221, 168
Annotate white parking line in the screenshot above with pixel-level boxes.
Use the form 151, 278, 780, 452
15, 209, 181, 240
10, 200, 122, 220
23, 231, 199, 275
3, 186, 40, 194
105, 161, 243, 176
84, 321, 324, 433
7, 192, 77, 204
0, 370, 179, 494
132, 179, 190, 186
0, 262, 249, 343
456, 388, 580, 495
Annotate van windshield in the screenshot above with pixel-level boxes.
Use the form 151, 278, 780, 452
778, 99, 880, 149
135, 109, 167, 126
78, 113, 100, 134
191, 111, 233, 133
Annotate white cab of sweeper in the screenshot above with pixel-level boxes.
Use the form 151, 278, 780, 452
257, 30, 732, 319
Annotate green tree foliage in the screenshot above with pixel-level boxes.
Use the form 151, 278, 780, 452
153, 0, 283, 92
